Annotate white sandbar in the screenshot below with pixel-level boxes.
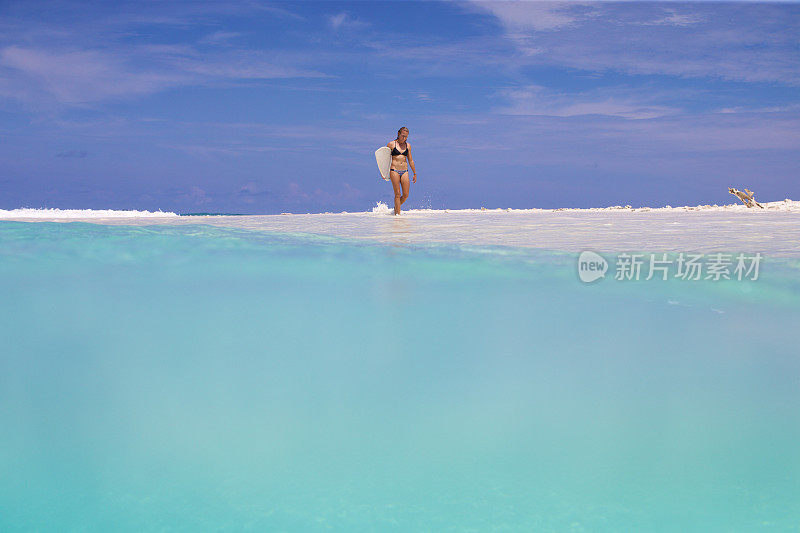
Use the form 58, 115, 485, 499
3, 200, 799, 256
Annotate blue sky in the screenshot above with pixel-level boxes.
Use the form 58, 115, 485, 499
1, 1, 798, 213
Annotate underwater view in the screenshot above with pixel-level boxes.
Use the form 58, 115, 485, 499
1, 221, 798, 530
3, 0, 799, 529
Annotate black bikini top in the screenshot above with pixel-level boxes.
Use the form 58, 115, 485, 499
391, 141, 408, 156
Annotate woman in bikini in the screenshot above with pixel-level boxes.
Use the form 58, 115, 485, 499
386, 126, 417, 215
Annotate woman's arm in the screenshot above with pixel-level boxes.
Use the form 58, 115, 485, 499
406, 143, 416, 182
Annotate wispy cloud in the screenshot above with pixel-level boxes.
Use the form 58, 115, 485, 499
494, 84, 681, 119
717, 104, 800, 115
0, 44, 328, 106
159, 122, 386, 157
199, 31, 243, 45
461, 2, 800, 85
237, 181, 272, 204
637, 10, 704, 27
361, 36, 515, 78
473, 110, 800, 155
463, 1, 596, 32
0, 46, 192, 105
328, 12, 368, 31
0, 1, 323, 108
99, 1, 306, 28
55, 149, 87, 158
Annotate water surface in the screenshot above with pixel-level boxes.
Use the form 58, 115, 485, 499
1, 221, 798, 531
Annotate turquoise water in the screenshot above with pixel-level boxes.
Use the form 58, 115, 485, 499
1, 221, 798, 531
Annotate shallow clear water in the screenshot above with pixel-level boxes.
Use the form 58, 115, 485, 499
1, 221, 798, 531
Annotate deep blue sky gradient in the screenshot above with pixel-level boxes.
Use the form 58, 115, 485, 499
1, 1, 798, 213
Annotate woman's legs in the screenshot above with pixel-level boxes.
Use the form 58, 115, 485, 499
390, 170, 410, 215
390, 170, 403, 215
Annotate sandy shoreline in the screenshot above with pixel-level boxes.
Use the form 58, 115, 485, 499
2, 199, 799, 256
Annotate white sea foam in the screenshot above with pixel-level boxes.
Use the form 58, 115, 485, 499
378, 198, 800, 215
371, 201, 393, 215
0, 208, 179, 219
2, 200, 798, 256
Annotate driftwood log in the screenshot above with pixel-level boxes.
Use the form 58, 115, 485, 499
728, 187, 764, 208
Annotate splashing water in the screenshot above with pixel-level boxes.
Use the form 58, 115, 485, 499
371, 200, 393, 214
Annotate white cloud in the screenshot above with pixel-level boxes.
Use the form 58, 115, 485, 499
464, 1, 595, 32
717, 104, 800, 114
328, 12, 368, 31
638, 11, 704, 27
0, 44, 328, 106
410, 109, 800, 173
0, 1, 320, 108
495, 84, 680, 119
0, 46, 191, 105
199, 31, 243, 45
460, 1, 800, 85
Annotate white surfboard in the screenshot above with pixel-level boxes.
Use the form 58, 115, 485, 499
375, 146, 391, 181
